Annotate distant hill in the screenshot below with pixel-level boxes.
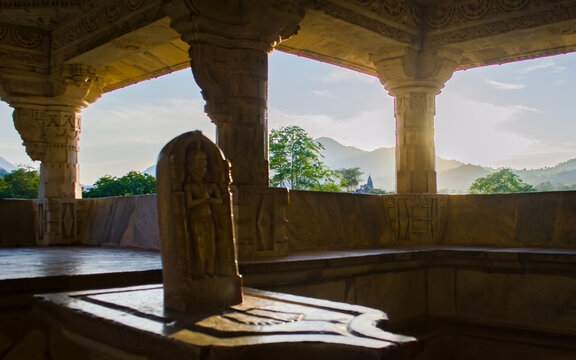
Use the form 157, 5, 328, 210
317, 137, 487, 192
143, 165, 156, 177
0, 156, 17, 176
437, 164, 492, 193
518, 158, 576, 186
141, 137, 576, 193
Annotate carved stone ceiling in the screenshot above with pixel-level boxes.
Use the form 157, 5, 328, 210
1, 0, 576, 92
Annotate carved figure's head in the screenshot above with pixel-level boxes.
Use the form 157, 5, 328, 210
187, 149, 208, 182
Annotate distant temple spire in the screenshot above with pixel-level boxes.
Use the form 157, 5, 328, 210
357, 174, 374, 193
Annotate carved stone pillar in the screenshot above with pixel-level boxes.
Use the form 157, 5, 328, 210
164, 0, 303, 186
2, 65, 101, 244
13, 106, 81, 199
373, 47, 461, 193
189, 44, 270, 186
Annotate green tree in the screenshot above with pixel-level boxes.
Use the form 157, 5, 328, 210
83, 171, 156, 198
269, 126, 339, 190
0, 168, 40, 199
469, 168, 535, 194
367, 188, 387, 194
337, 167, 364, 192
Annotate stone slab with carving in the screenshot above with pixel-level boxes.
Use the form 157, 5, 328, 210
156, 131, 242, 311
34, 285, 417, 360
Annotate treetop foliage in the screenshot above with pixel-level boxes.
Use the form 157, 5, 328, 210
0, 167, 40, 199
83, 171, 156, 198
337, 167, 364, 192
269, 126, 340, 191
469, 168, 535, 194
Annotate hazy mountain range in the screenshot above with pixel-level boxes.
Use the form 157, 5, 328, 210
0, 156, 17, 176
142, 137, 576, 193
316, 137, 496, 192
4, 138, 576, 193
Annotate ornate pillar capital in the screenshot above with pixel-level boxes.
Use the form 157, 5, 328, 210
163, 0, 304, 52
2, 64, 102, 111
372, 47, 462, 96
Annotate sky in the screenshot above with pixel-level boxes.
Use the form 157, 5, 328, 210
1, 50, 576, 184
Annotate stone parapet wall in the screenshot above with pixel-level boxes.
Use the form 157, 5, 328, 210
443, 191, 576, 248
4, 190, 576, 251
286, 190, 576, 252
78, 195, 160, 250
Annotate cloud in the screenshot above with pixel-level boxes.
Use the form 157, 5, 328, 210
269, 103, 395, 152
522, 59, 555, 72
312, 89, 336, 98
497, 141, 576, 169
511, 104, 541, 113
485, 79, 526, 90
80, 97, 215, 183
436, 94, 535, 167
322, 67, 379, 84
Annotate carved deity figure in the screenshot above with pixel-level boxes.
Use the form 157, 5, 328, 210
184, 148, 221, 276
157, 131, 242, 312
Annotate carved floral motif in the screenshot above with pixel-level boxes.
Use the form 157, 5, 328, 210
52, 0, 163, 62
423, 0, 541, 29
351, 0, 419, 26
427, 1, 576, 46
0, 0, 82, 7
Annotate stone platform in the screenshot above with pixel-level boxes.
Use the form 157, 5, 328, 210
35, 285, 417, 360
0, 247, 162, 306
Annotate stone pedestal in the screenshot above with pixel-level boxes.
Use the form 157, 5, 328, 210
34, 285, 417, 360
373, 47, 460, 193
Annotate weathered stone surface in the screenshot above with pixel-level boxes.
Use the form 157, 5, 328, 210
285, 190, 393, 251
48, 324, 89, 360
0, 199, 36, 247
68, 191, 576, 253
454, 334, 576, 360
3, 329, 46, 360
355, 271, 427, 323
0, 332, 12, 356
457, 270, 576, 334
443, 192, 576, 248
79, 195, 160, 250
426, 268, 456, 319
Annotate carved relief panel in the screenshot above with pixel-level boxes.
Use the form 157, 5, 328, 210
35, 199, 87, 245
233, 186, 289, 259
384, 195, 447, 244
